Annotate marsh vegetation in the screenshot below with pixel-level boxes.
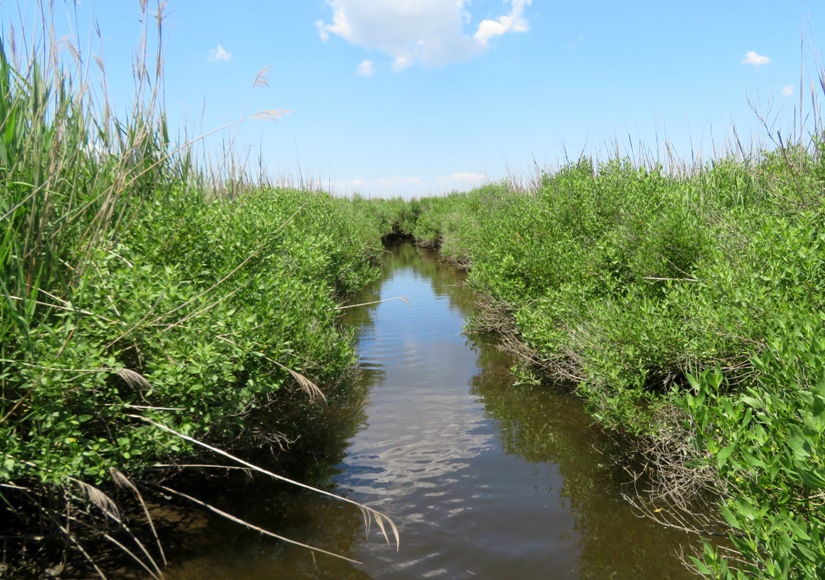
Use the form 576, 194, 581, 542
0, 3, 396, 576
2, 2, 825, 578
375, 142, 825, 577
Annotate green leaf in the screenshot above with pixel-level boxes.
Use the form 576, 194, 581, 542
719, 506, 741, 530
741, 395, 762, 409
739, 449, 765, 469
786, 518, 811, 542
717, 442, 737, 470
689, 557, 713, 576
742, 406, 753, 428
796, 467, 825, 489
810, 395, 825, 432
787, 425, 812, 460
795, 542, 819, 563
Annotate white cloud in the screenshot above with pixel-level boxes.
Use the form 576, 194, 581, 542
316, 0, 532, 70
336, 176, 422, 198
439, 172, 489, 186
781, 84, 794, 97
742, 51, 770, 67
475, 0, 531, 46
393, 56, 411, 72
356, 59, 374, 76
208, 44, 231, 62
376, 176, 421, 186
316, 20, 331, 42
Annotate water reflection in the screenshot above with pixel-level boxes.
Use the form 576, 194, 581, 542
336, 244, 698, 578
164, 243, 699, 579
469, 350, 698, 578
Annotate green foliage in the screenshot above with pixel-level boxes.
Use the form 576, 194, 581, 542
0, 14, 383, 496
0, 8, 392, 572
682, 322, 825, 578
399, 144, 825, 576
1, 183, 383, 484
355, 196, 421, 239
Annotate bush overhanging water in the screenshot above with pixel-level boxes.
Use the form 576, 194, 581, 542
0, 3, 390, 574
377, 142, 825, 577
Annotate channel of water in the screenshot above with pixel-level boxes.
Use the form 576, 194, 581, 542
165, 243, 699, 579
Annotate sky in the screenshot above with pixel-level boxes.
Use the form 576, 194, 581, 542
3, 0, 825, 197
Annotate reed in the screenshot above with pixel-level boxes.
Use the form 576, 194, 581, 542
0, 2, 391, 576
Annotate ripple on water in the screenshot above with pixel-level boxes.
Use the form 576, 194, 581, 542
162, 244, 704, 580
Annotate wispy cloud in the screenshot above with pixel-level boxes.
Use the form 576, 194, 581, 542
316, 0, 532, 71
781, 84, 794, 97
208, 44, 231, 62
376, 176, 421, 186
356, 59, 374, 76
438, 172, 489, 187
742, 51, 770, 67
337, 175, 423, 198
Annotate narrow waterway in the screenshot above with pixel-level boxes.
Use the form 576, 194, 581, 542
166, 243, 699, 579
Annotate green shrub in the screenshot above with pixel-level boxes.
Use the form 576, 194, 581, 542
0, 8, 387, 572
402, 144, 825, 576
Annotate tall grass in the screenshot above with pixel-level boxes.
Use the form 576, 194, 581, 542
0, 2, 395, 575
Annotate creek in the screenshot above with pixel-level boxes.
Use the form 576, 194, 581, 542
165, 243, 699, 579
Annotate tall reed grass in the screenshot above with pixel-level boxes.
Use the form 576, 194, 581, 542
0, 2, 395, 575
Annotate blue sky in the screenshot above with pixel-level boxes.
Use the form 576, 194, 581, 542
4, 1, 825, 197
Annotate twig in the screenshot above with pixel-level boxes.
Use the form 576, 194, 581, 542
129, 415, 399, 549
642, 276, 699, 282
335, 295, 410, 310
155, 484, 364, 565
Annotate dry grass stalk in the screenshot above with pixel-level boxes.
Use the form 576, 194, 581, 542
110, 467, 167, 567
50, 516, 107, 579
122, 404, 185, 411
156, 484, 363, 565
335, 295, 411, 310
129, 415, 400, 550
251, 109, 293, 122
99, 532, 161, 580
69, 477, 165, 578
253, 66, 272, 88
72, 480, 121, 523
117, 368, 151, 392
214, 334, 326, 402
279, 364, 326, 403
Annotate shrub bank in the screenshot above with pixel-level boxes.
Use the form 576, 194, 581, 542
0, 19, 386, 573
388, 150, 825, 578
1, 182, 385, 569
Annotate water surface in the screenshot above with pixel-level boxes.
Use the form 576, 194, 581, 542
166, 243, 698, 579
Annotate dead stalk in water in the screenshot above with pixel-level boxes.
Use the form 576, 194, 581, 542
129, 415, 400, 550
155, 484, 364, 565
68, 477, 164, 578
335, 295, 411, 310
110, 468, 167, 567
